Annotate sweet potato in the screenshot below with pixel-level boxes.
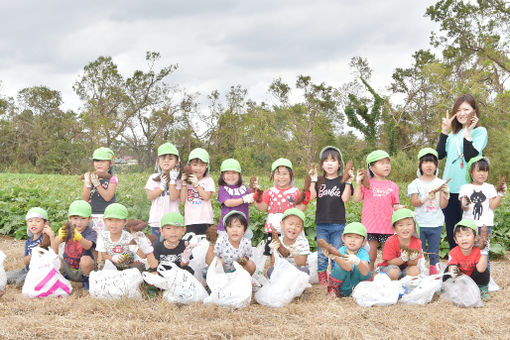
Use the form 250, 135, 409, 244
496, 175, 506, 193
341, 159, 354, 183
80, 170, 111, 181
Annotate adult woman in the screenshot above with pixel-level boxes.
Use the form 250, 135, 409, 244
436, 94, 488, 249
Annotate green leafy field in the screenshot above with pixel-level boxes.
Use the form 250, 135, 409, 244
1, 172, 508, 256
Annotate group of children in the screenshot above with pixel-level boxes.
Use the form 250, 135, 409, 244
5, 135, 507, 302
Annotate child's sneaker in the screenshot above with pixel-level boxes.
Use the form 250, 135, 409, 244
318, 270, 328, 286
479, 285, 490, 301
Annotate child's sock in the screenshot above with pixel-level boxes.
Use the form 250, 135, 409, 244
82, 275, 89, 290
327, 276, 343, 297
318, 270, 328, 286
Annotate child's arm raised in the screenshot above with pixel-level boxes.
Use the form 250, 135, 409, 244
489, 181, 505, 210
43, 224, 58, 254
476, 252, 488, 273
146, 252, 159, 269
352, 170, 364, 202
91, 175, 117, 202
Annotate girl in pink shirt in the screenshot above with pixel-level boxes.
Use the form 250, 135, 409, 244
353, 150, 401, 272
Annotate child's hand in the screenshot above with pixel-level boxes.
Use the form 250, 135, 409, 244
344, 254, 361, 266
420, 191, 436, 204
345, 169, 355, 184
83, 172, 92, 188
169, 168, 180, 183
308, 166, 318, 183
448, 265, 460, 279
133, 232, 154, 255
461, 195, 471, 207
440, 184, 450, 200
242, 193, 255, 204
400, 249, 409, 262
58, 226, 69, 241
268, 239, 280, 253
408, 250, 420, 261
237, 256, 248, 266
112, 254, 130, 265
43, 225, 54, 237
159, 174, 169, 191
356, 169, 364, 184
188, 174, 199, 187
90, 172, 100, 187
181, 172, 188, 183
72, 228, 83, 242
181, 243, 196, 263
497, 183, 507, 197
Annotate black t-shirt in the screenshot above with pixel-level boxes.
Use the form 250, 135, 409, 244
315, 177, 351, 224
153, 239, 191, 270
90, 177, 116, 214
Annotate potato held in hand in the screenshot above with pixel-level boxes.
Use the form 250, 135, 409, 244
341, 159, 354, 183
271, 226, 290, 257
206, 224, 218, 245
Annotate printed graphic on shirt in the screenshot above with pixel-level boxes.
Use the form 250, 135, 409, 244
64, 241, 84, 269
318, 183, 342, 198
470, 190, 486, 220
187, 188, 202, 204
372, 186, 395, 198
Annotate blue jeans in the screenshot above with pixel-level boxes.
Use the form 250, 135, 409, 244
151, 227, 161, 241
478, 226, 492, 271
420, 226, 442, 266
316, 223, 344, 272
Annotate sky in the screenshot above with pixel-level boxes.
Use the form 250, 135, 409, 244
0, 1, 437, 111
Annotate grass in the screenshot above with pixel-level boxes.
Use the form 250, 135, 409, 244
2, 234, 510, 339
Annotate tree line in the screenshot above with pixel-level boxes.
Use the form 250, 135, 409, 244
0, 0, 509, 179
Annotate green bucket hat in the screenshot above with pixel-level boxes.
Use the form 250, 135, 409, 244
160, 211, 185, 227
157, 142, 179, 158
68, 200, 92, 218
465, 155, 489, 183
26, 207, 48, 221
366, 150, 390, 168
188, 148, 210, 170
391, 208, 420, 237
222, 210, 247, 227
220, 158, 241, 173
454, 219, 477, 235
92, 147, 115, 161
319, 146, 344, 165
281, 208, 305, 224
343, 222, 367, 238
271, 158, 293, 172
417, 147, 438, 161
103, 203, 128, 219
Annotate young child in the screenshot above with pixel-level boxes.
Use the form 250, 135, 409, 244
95, 203, 150, 272
255, 158, 308, 256
322, 222, 371, 297
353, 150, 401, 272
459, 156, 506, 271
146, 211, 194, 274
444, 219, 490, 301
217, 158, 254, 238
82, 147, 118, 234
145, 142, 182, 240
377, 208, 422, 280
267, 208, 310, 277
180, 147, 215, 236
51, 200, 97, 290
6, 207, 54, 286
205, 211, 256, 275
408, 147, 449, 274
309, 145, 353, 286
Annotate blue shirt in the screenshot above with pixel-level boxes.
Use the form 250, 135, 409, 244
24, 234, 43, 269
332, 245, 370, 271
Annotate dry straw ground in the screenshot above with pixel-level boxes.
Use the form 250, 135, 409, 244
1, 235, 510, 340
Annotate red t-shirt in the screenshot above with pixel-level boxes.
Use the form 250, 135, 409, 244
447, 246, 481, 276
261, 186, 300, 233
379, 234, 422, 267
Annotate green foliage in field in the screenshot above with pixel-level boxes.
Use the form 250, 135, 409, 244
1, 172, 509, 256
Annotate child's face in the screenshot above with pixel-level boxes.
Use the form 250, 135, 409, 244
93, 160, 111, 172
190, 159, 207, 179
160, 225, 186, 244
69, 216, 92, 232
26, 217, 45, 236
322, 155, 341, 177
223, 171, 240, 186
370, 158, 391, 178
280, 215, 304, 241
158, 154, 178, 172
471, 164, 488, 185
420, 160, 437, 176
104, 218, 126, 235
455, 101, 475, 127
393, 217, 415, 240
342, 233, 365, 252
274, 166, 291, 189
454, 228, 476, 251
226, 218, 246, 244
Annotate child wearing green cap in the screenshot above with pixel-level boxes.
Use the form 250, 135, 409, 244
6, 207, 54, 286
267, 208, 311, 277
145, 142, 182, 240
51, 200, 97, 290
95, 203, 150, 272
353, 150, 401, 272
205, 211, 255, 274
255, 158, 308, 256
322, 222, 371, 297
146, 212, 194, 274
459, 156, 506, 276
444, 219, 490, 300
408, 147, 449, 274
180, 147, 216, 235
377, 209, 422, 280
82, 147, 118, 234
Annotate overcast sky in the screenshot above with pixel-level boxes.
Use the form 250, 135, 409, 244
0, 1, 437, 111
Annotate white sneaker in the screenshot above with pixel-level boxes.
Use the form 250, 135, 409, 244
488, 276, 500, 292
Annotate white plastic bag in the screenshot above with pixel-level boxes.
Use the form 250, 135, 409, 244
251, 246, 269, 289
89, 260, 143, 300
307, 251, 319, 284
0, 250, 7, 296
441, 274, 483, 308
156, 263, 208, 304
255, 253, 311, 308
189, 238, 209, 286
203, 257, 252, 308
22, 247, 72, 298
399, 274, 442, 305
352, 273, 400, 307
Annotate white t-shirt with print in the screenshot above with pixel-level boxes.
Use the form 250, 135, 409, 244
213, 233, 253, 272
459, 182, 497, 227
183, 175, 216, 225
278, 234, 310, 267
145, 173, 182, 228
